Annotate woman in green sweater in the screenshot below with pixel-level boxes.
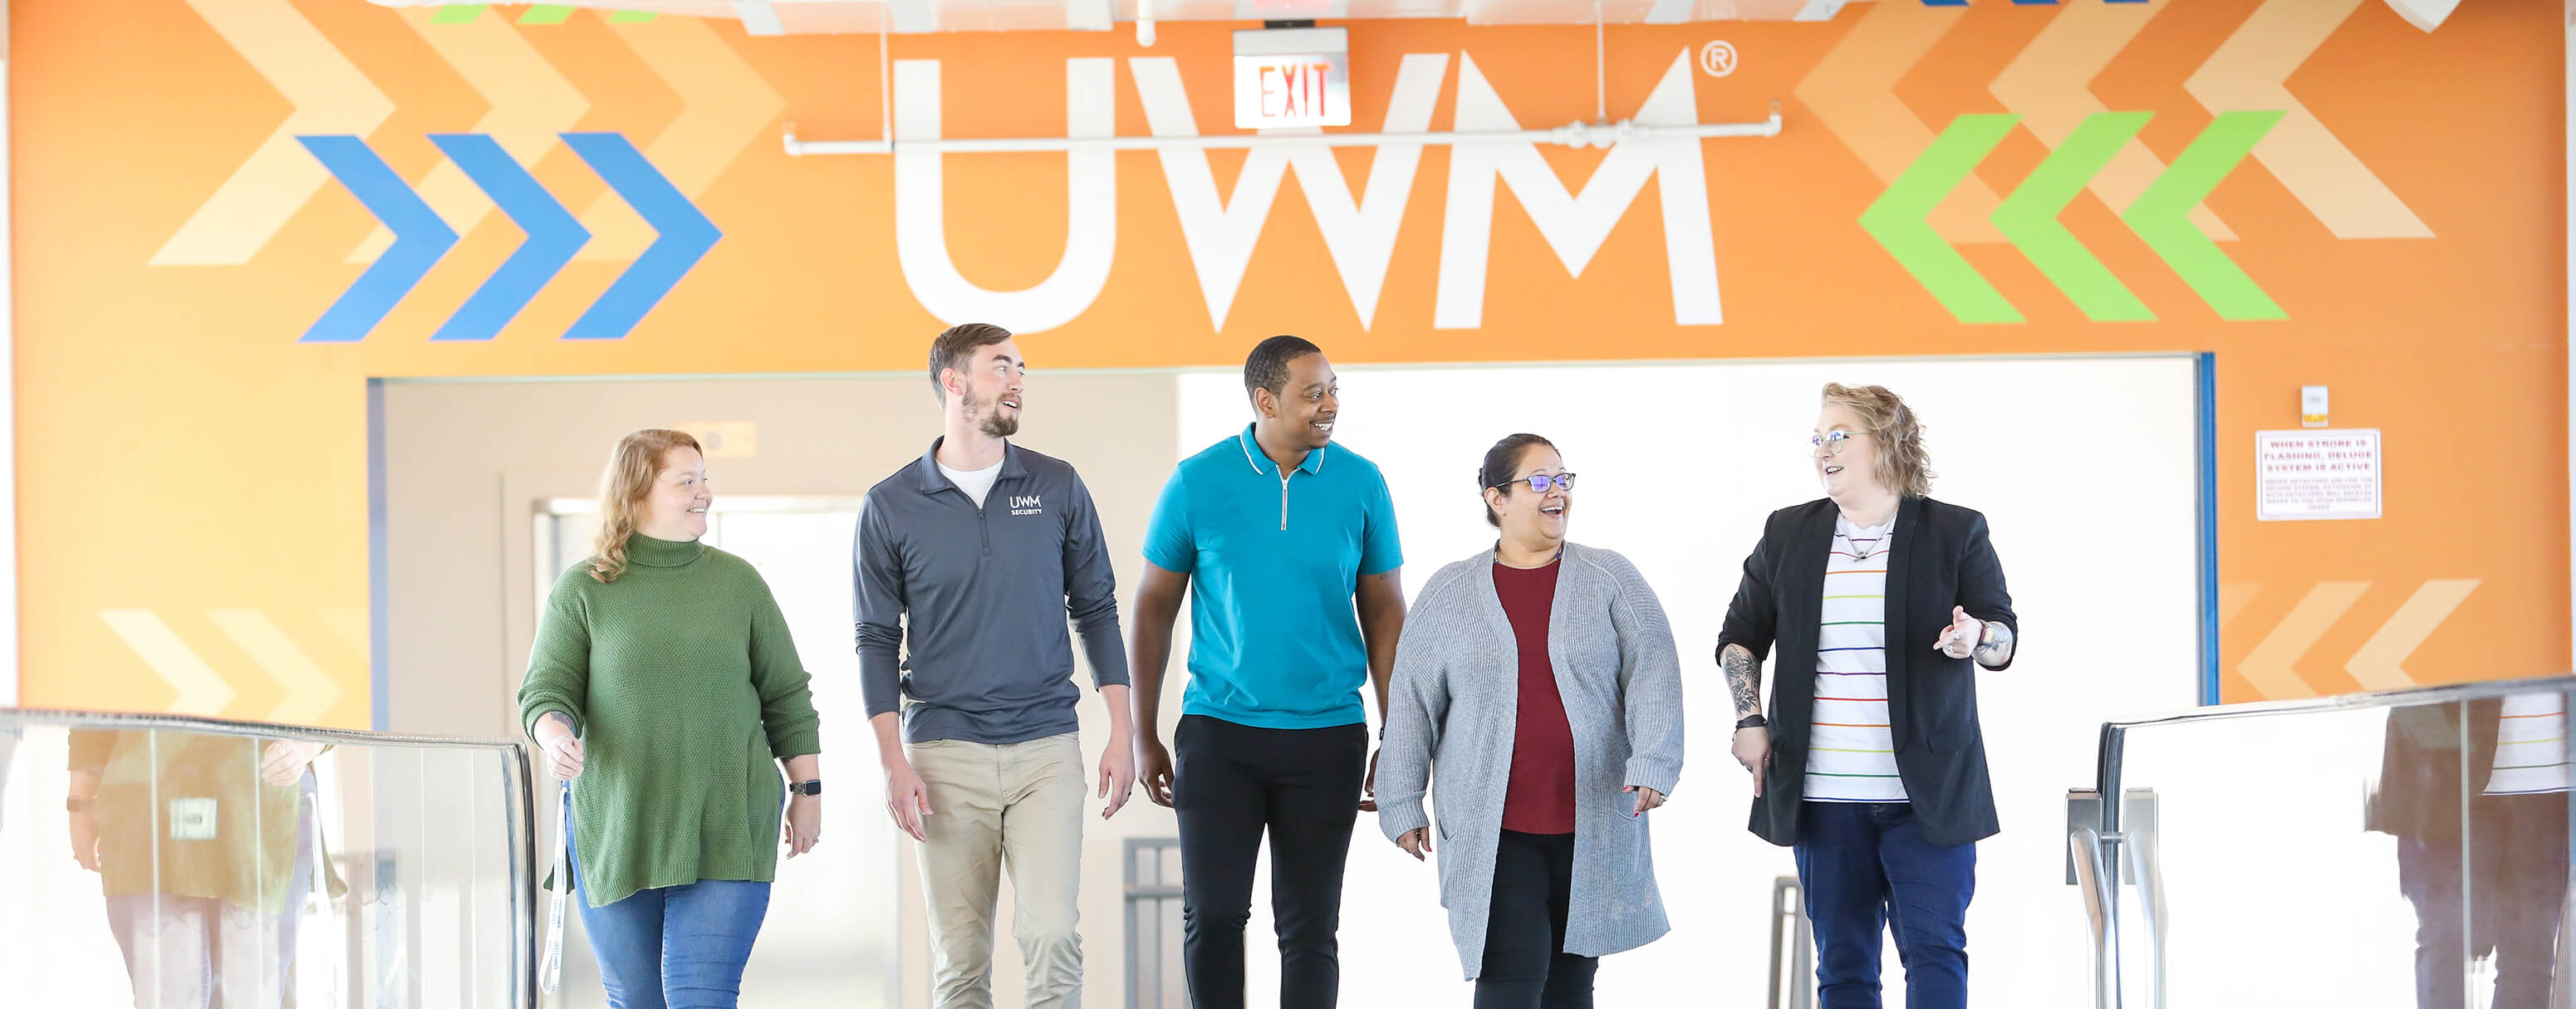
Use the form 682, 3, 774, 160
519, 428, 825, 1009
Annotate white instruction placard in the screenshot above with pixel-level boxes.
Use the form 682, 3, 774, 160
2256, 429, 2382, 522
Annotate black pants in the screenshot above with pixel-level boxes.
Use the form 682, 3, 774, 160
1475, 830, 1598, 1009
1174, 714, 1368, 1009
2397, 792, 2569, 1009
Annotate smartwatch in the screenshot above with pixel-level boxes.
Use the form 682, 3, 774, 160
787, 780, 823, 798
1735, 713, 1768, 731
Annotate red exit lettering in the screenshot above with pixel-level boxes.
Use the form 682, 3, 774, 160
1260, 61, 1331, 121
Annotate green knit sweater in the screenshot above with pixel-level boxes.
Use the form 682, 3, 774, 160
519, 533, 823, 908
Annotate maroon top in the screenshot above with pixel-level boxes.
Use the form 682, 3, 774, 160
1494, 556, 1576, 835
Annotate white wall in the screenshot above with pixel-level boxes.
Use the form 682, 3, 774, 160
1176, 355, 2203, 1007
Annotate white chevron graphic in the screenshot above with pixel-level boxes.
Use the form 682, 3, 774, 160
580, 15, 785, 260
99, 610, 235, 716
351, 6, 591, 263
209, 609, 345, 725
151, 0, 395, 266
2238, 580, 2368, 699
2344, 580, 2478, 691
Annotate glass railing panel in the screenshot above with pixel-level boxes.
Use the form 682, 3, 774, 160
2103, 700, 2461, 1007
0, 712, 532, 1008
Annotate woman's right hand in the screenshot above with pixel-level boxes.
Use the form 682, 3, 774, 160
1732, 726, 1771, 797
535, 714, 584, 781
1396, 827, 1432, 862
68, 809, 101, 872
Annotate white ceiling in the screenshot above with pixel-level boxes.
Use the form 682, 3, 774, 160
366, 0, 1855, 34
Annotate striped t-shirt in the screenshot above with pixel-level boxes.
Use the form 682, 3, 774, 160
1805, 516, 1906, 803
2485, 692, 2571, 796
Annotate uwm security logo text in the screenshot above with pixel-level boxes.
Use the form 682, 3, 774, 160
895, 51, 1722, 334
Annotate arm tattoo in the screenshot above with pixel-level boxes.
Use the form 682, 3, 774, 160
1721, 644, 1762, 720
1973, 622, 2015, 668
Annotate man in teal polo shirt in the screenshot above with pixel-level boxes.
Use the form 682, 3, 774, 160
1130, 335, 1409, 1009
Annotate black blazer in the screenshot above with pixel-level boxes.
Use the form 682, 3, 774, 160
1719, 496, 2018, 849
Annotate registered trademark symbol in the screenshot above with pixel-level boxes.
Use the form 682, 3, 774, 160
1700, 40, 1738, 77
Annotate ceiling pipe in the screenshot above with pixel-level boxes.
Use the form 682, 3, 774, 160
783, 100, 1782, 156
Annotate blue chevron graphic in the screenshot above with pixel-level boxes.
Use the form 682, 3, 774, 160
301, 132, 715, 342
297, 136, 458, 344
561, 133, 722, 341
428, 135, 590, 341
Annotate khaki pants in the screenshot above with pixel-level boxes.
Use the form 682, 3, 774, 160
908, 732, 1087, 1009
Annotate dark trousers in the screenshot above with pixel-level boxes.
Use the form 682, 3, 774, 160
2397, 792, 2570, 1009
1174, 714, 1367, 1009
1794, 801, 1976, 1009
1475, 830, 1598, 1009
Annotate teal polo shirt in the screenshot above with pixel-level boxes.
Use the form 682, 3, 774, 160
1143, 424, 1404, 729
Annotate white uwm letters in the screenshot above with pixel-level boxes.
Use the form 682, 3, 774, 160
890, 51, 1722, 334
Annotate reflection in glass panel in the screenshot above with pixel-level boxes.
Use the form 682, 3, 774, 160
2372, 690, 2570, 1009
0, 715, 530, 1007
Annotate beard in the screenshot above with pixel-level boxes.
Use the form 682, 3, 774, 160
972, 394, 1020, 438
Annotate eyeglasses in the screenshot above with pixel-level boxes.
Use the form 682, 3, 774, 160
1809, 431, 1864, 458
1493, 473, 1577, 493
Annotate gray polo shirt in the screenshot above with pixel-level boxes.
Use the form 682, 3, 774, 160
855, 439, 1130, 744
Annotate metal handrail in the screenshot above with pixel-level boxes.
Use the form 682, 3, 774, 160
3, 706, 541, 1007
2069, 827, 2117, 1009
2094, 673, 2576, 837
0, 707, 527, 750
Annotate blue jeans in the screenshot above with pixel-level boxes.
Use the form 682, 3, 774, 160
1793, 801, 1976, 1009
567, 832, 773, 1009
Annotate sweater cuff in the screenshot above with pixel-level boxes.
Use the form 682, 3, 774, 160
1624, 757, 1681, 799
1376, 797, 1429, 845
525, 704, 581, 743
767, 728, 822, 760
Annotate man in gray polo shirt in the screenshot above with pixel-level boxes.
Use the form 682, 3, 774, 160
856, 322, 1135, 1009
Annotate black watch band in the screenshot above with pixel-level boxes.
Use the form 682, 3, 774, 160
788, 779, 822, 797
1735, 713, 1768, 731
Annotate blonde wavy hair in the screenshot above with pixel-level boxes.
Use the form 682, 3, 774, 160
588, 429, 704, 584
1822, 384, 1935, 498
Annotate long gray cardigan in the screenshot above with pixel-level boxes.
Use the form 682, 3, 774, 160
1375, 541, 1685, 980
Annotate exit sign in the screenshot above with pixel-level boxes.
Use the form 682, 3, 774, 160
1233, 27, 1351, 130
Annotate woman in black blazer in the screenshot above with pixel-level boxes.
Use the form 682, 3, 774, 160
1717, 384, 2017, 1009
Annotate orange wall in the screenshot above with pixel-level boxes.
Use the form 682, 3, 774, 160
12, 0, 2564, 726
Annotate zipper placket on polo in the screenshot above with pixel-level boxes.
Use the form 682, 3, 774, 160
1278, 471, 1293, 531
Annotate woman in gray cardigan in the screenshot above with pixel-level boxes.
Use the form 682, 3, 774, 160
1376, 433, 1685, 1008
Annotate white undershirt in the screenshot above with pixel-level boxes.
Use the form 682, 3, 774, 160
940, 459, 1003, 508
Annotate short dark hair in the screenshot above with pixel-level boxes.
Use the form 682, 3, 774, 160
1478, 433, 1558, 528
1243, 335, 1323, 400
928, 323, 1015, 402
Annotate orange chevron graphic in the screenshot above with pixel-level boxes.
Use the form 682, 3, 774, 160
1795, 0, 2001, 244
2186, 0, 2432, 239
1990, 0, 2234, 240
349, 6, 593, 263
150, 0, 395, 266
577, 15, 786, 262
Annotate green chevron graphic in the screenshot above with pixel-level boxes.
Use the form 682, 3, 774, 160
1866, 110, 2286, 324
1860, 114, 2024, 325
2126, 111, 2287, 321
1993, 111, 2155, 322
429, 5, 656, 23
